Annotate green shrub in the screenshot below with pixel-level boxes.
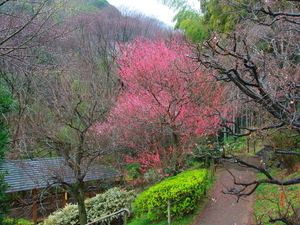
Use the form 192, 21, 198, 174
133, 169, 208, 221
3, 217, 34, 225
42, 187, 137, 225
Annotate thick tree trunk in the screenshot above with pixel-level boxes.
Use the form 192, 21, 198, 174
75, 181, 88, 225
172, 131, 179, 150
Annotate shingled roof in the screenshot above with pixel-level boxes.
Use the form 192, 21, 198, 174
1, 157, 121, 193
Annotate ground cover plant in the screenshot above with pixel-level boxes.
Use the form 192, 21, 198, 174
133, 169, 208, 221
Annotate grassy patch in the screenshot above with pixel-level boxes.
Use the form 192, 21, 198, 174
128, 215, 195, 225
253, 169, 300, 224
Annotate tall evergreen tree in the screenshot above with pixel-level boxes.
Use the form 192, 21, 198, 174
0, 86, 13, 223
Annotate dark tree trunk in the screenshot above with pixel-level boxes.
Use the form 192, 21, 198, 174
74, 181, 87, 225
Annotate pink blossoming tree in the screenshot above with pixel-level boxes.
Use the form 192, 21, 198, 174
110, 37, 226, 176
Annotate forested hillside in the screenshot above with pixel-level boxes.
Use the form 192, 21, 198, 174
0, 0, 299, 224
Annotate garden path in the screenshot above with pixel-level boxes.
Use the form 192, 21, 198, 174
192, 160, 258, 225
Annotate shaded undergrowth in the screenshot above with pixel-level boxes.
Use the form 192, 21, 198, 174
253, 168, 300, 225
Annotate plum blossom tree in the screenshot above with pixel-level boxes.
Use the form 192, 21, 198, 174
110, 37, 226, 176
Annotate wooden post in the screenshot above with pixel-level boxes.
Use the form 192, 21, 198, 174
280, 191, 285, 207
62, 191, 67, 207
167, 200, 171, 225
32, 189, 37, 225
210, 158, 215, 180
123, 211, 128, 225
22, 190, 26, 199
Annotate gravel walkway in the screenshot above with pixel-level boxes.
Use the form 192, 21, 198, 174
192, 166, 256, 225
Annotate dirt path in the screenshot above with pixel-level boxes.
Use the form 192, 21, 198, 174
192, 165, 257, 225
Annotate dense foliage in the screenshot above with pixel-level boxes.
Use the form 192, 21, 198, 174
160, 0, 245, 42
42, 187, 137, 225
133, 169, 208, 221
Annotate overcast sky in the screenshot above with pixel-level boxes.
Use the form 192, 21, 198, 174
107, 0, 199, 27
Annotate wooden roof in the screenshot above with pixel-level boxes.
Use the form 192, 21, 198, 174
1, 157, 121, 193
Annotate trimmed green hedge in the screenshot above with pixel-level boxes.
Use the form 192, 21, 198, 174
134, 169, 208, 221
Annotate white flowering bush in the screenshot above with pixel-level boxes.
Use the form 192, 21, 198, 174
42, 204, 79, 225
42, 187, 137, 225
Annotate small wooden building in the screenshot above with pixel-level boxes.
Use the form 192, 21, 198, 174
1, 157, 121, 224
